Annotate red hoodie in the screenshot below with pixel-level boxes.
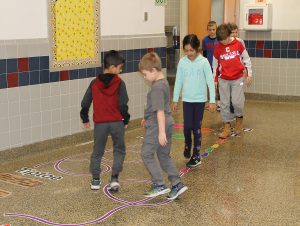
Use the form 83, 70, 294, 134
92, 75, 123, 123
212, 38, 252, 81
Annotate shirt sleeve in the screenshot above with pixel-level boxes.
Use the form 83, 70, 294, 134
119, 81, 130, 125
151, 84, 165, 111
212, 50, 219, 81
172, 60, 184, 102
202, 38, 207, 51
240, 42, 252, 77
80, 80, 94, 123
203, 59, 216, 103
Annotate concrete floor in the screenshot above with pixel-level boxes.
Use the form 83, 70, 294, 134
0, 100, 299, 226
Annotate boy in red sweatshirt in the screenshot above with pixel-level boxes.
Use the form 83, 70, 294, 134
212, 24, 252, 138
80, 50, 130, 191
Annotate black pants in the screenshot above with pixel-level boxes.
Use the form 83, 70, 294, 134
183, 102, 205, 156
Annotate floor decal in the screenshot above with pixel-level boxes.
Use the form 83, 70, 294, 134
75, 141, 94, 147
54, 157, 111, 177
0, 173, 43, 188
3, 125, 253, 225
4, 179, 172, 225
172, 133, 185, 139
136, 135, 144, 139
16, 167, 63, 180
0, 189, 11, 198
174, 123, 215, 133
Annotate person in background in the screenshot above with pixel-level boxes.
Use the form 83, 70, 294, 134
228, 22, 246, 47
202, 21, 221, 111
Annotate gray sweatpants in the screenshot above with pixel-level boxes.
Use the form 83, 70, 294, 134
90, 121, 125, 178
218, 77, 245, 122
141, 118, 180, 186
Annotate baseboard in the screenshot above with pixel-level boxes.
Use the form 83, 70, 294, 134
245, 93, 300, 102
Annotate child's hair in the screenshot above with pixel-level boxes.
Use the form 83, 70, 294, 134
104, 50, 125, 69
216, 24, 231, 41
182, 34, 200, 51
207, 21, 217, 29
139, 52, 162, 72
227, 22, 238, 31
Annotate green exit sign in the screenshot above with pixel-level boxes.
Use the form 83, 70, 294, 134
155, 0, 167, 6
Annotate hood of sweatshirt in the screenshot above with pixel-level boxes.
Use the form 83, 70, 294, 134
183, 54, 206, 63
95, 73, 121, 96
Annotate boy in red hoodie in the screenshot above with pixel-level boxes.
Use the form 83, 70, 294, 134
80, 50, 130, 191
212, 24, 252, 138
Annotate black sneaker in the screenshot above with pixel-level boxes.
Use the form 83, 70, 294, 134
90, 178, 101, 190
167, 182, 188, 200
186, 155, 201, 168
183, 146, 191, 159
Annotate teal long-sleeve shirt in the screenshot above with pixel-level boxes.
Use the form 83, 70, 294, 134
173, 54, 215, 103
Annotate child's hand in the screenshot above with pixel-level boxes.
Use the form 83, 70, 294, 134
141, 119, 146, 127
172, 103, 178, 113
158, 132, 168, 147
209, 103, 216, 112
124, 124, 128, 129
246, 76, 252, 86
214, 82, 218, 89
83, 122, 90, 129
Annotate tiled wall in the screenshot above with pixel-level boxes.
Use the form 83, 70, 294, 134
239, 30, 300, 96
0, 35, 167, 151
165, 0, 180, 30
0, 48, 166, 89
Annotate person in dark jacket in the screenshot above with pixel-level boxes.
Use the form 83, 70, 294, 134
80, 50, 130, 192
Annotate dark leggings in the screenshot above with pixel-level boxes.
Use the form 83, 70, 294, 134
183, 102, 205, 156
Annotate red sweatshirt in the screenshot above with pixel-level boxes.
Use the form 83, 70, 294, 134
212, 38, 252, 81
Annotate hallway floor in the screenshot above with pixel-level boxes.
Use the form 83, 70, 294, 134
0, 100, 299, 226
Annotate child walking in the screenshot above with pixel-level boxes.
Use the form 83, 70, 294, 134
202, 21, 221, 111
228, 22, 245, 47
80, 50, 130, 191
202, 21, 218, 68
139, 52, 187, 200
212, 24, 252, 138
173, 34, 216, 168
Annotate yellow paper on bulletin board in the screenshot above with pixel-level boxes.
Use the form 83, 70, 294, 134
49, 0, 100, 71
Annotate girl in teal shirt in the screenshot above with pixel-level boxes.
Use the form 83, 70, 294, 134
172, 34, 216, 168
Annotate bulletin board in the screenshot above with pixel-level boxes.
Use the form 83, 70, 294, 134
49, 0, 100, 71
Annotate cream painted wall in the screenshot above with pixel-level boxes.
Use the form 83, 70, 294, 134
0, 0, 164, 40
0, 0, 48, 39
239, 0, 300, 30
101, 0, 165, 36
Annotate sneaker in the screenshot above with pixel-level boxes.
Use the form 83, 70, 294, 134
186, 155, 201, 168
144, 184, 171, 198
108, 177, 120, 192
217, 105, 221, 112
90, 178, 101, 190
183, 146, 191, 159
167, 182, 188, 200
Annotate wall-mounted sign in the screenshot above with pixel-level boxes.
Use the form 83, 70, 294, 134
155, 0, 167, 6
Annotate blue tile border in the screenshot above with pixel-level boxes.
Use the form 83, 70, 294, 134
0, 47, 167, 89
245, 40, 300, 58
